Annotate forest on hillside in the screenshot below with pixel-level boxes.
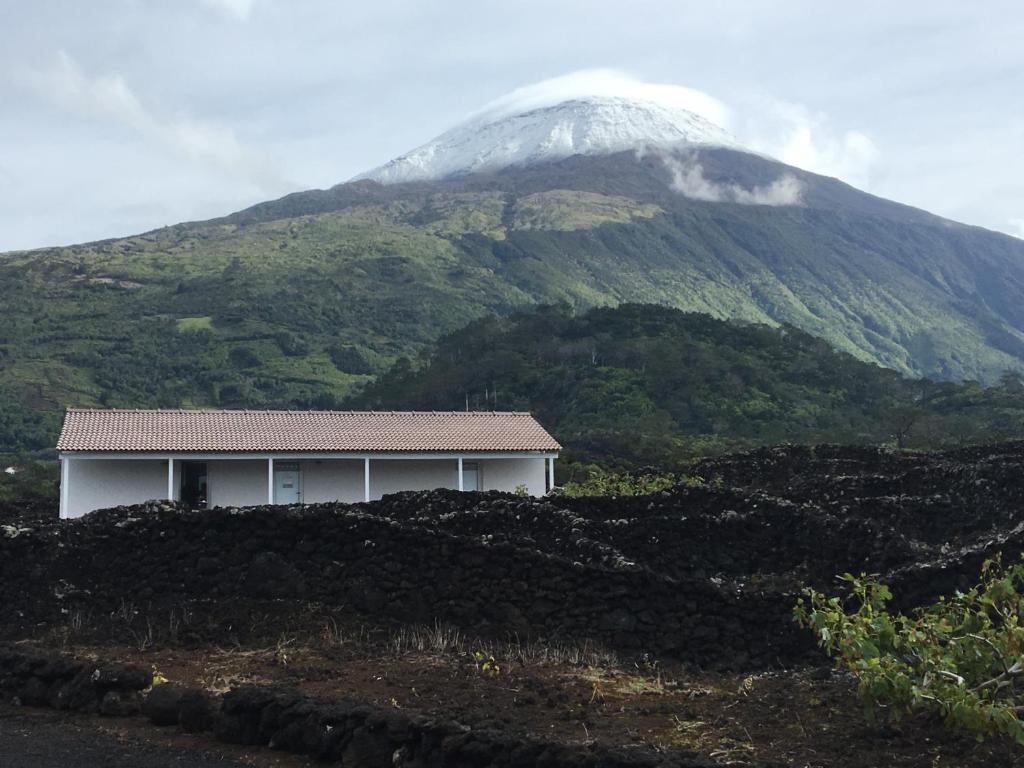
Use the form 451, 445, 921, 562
5, 303, 1024, 468
353, 304, 1024, 469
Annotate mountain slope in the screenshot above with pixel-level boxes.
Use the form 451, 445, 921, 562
204, 145, 1024, 380
3, 141, 1024, 452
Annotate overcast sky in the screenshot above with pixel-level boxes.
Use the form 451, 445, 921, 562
2, 0, 1022, 251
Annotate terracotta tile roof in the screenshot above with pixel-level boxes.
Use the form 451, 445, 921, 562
56, 409, 561, 453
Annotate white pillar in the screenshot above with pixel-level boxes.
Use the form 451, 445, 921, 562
457, 457, 464, 491
59, 456, 70, 519
548, 457, 555, 493
267, 457, 274, 504
167, 458, 175, 501
363, 458, 371, 502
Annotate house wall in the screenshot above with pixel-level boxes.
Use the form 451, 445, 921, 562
481, 457, 548, 496
208, 460, 266, 508
63, 453, 555, 516
300, 459, 364, 503
369, 459, 459, 500
65, 459, 167, 518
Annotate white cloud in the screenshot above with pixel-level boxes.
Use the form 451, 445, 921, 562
474, 68, 732, 130
200, 0, 257, 21
1008, 218, 1024, 239
738, 99, 880, 189
457, 70, 878, 192
661, 153, 803, 206
20, 51, 288, 194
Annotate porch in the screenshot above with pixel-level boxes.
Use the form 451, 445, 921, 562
59, 453, 556, 517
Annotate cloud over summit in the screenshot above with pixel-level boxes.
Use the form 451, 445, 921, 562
474, 69, 732, 129
463, 69, 879, 191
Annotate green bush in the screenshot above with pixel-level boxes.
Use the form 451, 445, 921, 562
794, 557, 1024, 745
0, 459, 58, 504
556, 469, 686, 497
329, 343, 374, 375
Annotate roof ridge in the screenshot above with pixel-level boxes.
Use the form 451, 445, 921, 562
64, 408, 534, 416
57, 409, 561, 452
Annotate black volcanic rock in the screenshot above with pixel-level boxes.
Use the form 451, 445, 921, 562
3, 443, 1024, 668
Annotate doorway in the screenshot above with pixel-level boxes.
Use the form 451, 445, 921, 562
180, 462, 208, 509
462, 461, 481, 492
274, 462, 301, 504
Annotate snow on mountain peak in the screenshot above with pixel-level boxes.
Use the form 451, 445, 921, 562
356, 70, 739, 184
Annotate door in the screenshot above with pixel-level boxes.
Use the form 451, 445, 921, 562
274, 462, 301, 504
462, 461, 480, 492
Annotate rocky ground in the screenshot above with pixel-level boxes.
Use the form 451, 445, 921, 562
0, 703, 269, 768
3, 442, 1024, 766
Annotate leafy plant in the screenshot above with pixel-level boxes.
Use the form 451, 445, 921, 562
557, 469, 684, 497
473, 650, 501, 677
794, 557, 1024, 744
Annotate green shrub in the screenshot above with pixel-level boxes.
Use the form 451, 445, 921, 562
556, 469, 685, 497
794, 557, 1024, 745
0, 458, 59, 504
329, 343, 374, 375
275, 331, 310, 357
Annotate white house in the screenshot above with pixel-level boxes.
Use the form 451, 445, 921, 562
56, 408, 560, 518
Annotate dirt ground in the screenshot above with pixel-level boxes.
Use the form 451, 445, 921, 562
20, 634, 1019, 768
0, 702, 313, 768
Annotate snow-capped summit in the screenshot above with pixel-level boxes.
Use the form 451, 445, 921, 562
357, 72, 738, 184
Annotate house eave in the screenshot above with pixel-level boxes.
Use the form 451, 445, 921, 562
57, 449, 560, 460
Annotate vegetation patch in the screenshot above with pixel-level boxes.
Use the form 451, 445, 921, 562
174, 316, 213, 333
510, 189, 662, 231
797, 557, 1024, 746
355, 304, 1024, 469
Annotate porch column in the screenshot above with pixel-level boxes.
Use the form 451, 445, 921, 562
167, 458, 175, 501
59, 456, 70, 519
267, 457, 274, 504
363, 458, 370, 502
548, 456, 555, 493
457, 457, 464, 491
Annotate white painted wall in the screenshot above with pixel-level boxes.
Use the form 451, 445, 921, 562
64, 459, 167, 518
301, 459, 364, 503
369, 459, 458, 499
208, 460, 266, 508
62, 453, 555, 516
481, 457, 548, 496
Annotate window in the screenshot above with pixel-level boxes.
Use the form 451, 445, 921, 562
462, 461, 480, 492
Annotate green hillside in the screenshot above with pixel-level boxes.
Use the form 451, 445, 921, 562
3, 147, 1024, 453
353, 304, 1024, 467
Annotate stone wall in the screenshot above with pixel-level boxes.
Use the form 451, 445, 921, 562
0, 647, 714, 767
0, 498, 807, 667
4, 443, 1024, 668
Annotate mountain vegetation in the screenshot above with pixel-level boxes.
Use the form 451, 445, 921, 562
3, 148, 1024, 454
353, 304, 1024, 469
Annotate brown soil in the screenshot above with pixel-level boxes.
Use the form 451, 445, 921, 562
0, 701, 315, 767
31, 638, 1021, 768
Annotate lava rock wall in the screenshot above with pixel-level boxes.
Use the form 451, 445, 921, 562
4, 443, 1024, 667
